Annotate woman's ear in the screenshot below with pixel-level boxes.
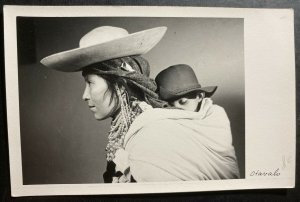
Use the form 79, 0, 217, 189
115, 80, 126, 95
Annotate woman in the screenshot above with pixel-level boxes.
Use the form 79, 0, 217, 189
81, 56, 167, 182
41, 26, 239, 183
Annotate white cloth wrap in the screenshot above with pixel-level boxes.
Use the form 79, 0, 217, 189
113, 98, 240, 182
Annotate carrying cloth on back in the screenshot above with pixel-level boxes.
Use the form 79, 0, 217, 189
114, 98, 240, 181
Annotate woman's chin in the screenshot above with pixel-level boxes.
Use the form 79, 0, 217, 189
94, 114, 110, 121
94, 115, 103, 120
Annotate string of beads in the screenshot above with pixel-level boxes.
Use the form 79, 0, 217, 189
105, 85, 143, 161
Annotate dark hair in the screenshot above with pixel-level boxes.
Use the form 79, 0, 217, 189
82, 56, 168, 111
102, 73, 144, 101
82, 68, 146, 117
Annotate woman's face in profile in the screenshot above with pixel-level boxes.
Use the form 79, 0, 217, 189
82, 74, 116, 120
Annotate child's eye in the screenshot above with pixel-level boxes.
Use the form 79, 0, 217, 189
179, 98, 188, 105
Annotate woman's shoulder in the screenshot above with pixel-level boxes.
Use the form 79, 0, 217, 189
125, 115, 190, 158
124, 108, 184, 147
128, 107, 181, 130
127, 103, 228, 135
124, 101, 231, 147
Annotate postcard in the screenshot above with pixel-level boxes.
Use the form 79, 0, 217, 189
3, 6, 295, 196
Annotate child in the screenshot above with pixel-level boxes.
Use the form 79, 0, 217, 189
155, 64, 217, 111
154, 64, 240, 180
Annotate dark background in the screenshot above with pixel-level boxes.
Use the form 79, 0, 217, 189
1, 0, 299, 201
17, 17, 244, 184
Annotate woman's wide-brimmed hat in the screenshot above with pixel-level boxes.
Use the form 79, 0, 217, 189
155, 64, 217, 101
40, 26, 167, 72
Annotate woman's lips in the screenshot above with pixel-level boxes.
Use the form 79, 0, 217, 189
89, 106, 96, 110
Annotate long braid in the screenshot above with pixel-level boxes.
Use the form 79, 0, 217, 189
105, 85, 143, 161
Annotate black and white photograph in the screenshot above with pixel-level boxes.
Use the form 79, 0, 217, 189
3, 6, 295, 196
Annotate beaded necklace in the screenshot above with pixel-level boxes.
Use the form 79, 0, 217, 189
105, 85, 143, 161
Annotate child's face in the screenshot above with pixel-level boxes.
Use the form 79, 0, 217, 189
171, 94, 203, 112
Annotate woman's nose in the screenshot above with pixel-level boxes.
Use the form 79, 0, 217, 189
82, 85, 90, 101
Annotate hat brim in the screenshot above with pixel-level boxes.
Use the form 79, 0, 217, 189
40, 27, 167, 72
159, 85, 218, 101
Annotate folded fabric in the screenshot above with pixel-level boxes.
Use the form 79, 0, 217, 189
113, 98, 240, 182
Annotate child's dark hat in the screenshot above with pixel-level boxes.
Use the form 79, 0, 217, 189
155, 64, 217, 101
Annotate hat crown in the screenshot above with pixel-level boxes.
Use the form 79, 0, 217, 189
156, 64, 200, 91
155, 64, 217, 100
79, 26, 129, 48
